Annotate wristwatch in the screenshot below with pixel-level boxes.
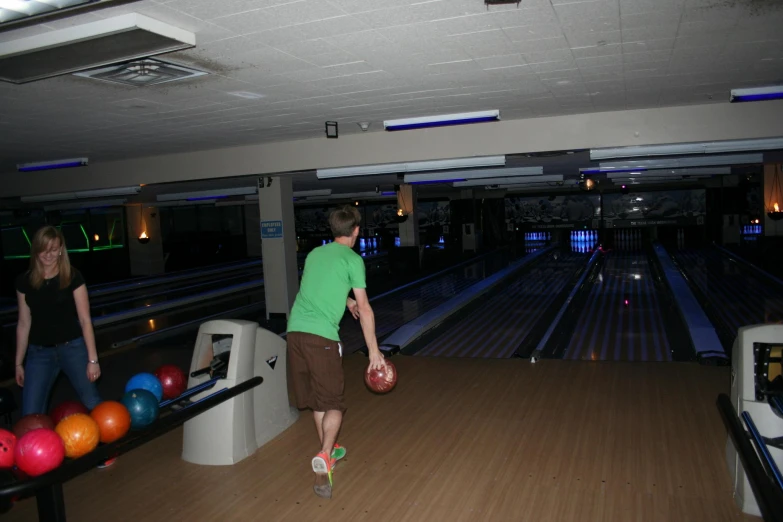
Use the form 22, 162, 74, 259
89, 359, 99, 364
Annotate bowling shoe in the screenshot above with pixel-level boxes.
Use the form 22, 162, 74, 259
312, 451, 334, 499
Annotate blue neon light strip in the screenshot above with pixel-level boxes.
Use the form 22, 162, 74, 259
186, 195, 229, 201
381, 191, 396, 196
732, 93, 783, 102
408, 179, 467, 185
581, 167, 649, 175
385, 116, 498, 131
18, 161, 85, 172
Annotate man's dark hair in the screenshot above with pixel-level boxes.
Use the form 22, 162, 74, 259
329, 205, 361, 238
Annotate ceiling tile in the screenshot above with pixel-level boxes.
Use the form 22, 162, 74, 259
503, 24, 564, 43
577, 54, 624, 69
165, 0, 295, 21
571, 43, 622, 59
514, 37, 571, 53
622, 25, 680, 43
623, 50, 672, 64
553, 1, 620, 26
579, 64, 624, 81
326, 0, 421, 14
353, 2, 484, 30
564, 30, 621, 49
212, 0, 345, 34
323, 29, 394, 51
621, 38, 675, 53
619, 0, 684, 15
475, 54, 527, 70
620, 12, 681, 30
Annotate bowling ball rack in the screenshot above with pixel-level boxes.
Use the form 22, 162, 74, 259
0, 375, 263, 522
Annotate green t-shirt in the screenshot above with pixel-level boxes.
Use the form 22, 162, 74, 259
287, 242, 366, 341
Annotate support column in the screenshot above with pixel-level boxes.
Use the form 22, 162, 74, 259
126, 204, 164, 276
258, 176, 299, 320
397, 183, 419, 247
763, 163, 783, 236
244, 203, 262, 257
455, 189, 481, 252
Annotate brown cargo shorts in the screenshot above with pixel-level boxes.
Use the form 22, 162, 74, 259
287, 331, 346, 413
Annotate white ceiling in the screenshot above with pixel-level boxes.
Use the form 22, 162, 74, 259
0, 0, 781, 190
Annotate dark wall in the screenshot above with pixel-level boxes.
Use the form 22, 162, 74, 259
159, 205, 247, 271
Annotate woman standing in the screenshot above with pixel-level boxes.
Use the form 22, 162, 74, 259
14, 225, 102, 416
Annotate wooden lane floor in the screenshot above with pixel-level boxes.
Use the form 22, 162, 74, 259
5, 354, 759, 522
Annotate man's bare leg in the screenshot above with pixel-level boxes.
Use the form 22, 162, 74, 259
313, 410, 342, 455
312, 410, 343, 498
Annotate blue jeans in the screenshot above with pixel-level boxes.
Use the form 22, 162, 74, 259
22, 337, 102, 416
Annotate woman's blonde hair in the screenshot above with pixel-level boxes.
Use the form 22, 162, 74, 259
28, 226, 72, 290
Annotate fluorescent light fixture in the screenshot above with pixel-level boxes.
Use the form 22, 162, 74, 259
43, 198, 127, 211
404, 166, 543, 184
0, 0, 98, 25
502, 182, 574, 191
585, 153, 763, 174
297, 192, 397, 203
330, 191, 392, 199
606, 167, 729, 179
21, 186, 141, 203
611, 177, 684, 182
293, 189, 332, 198
622, 179, 698, 185
317, 155, 505, 179
17, 157, 88, 172
384, 110, 500, 131
591, 138, 783, 160
187, 195, 228, 201
454, 174, 563, 187
157, 186, 257, 202
730, 85, 783, 103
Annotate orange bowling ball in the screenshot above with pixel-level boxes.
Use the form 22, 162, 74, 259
90, 401, 131, 444
55, 413, 100, 458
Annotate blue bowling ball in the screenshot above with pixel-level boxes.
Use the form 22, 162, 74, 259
121, 389, 159, 430
125, 372, 163, 402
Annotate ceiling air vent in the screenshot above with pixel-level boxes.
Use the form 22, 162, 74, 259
74, 58, 207, 87
0, 13, 195, 84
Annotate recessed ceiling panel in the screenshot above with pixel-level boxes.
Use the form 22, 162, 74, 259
0, 13, 195, 84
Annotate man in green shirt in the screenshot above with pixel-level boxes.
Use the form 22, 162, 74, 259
287, 205, 386, 499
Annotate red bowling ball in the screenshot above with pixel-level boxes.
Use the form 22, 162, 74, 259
364, 359, 398, 394
50, 401, 88, 425
14, 428, 65, 477
154, 365, 187, 400
0, 429, 16, 469
13, 414, 55, 439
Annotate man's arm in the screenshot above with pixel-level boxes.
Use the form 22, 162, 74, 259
346, 296, 359, 319
353, 288, 385, 370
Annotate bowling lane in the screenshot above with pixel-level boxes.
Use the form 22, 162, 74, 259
413, 248, 591, 358
339, 249, 520, 352
562, 252, 674, 362
672, 246, 783, 346
89, 272, 262, 317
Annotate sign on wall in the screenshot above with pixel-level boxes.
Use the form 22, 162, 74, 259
261, 220, 283, 239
